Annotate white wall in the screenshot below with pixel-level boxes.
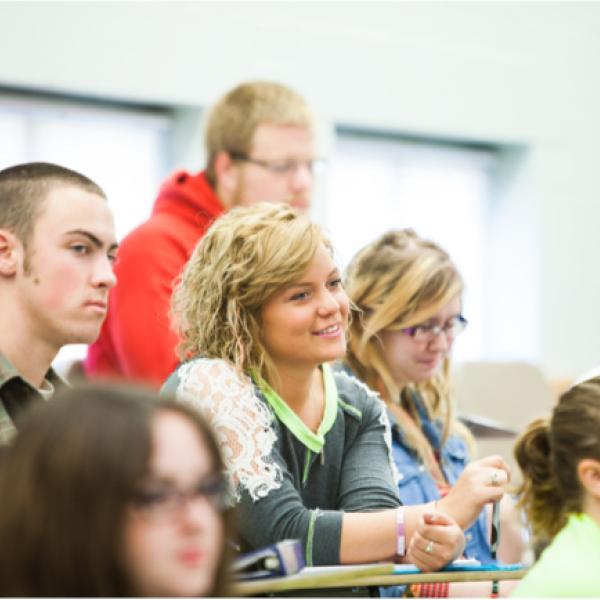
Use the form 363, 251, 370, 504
1, 1, 599, 380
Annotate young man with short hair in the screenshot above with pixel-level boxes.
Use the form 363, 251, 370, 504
0, 162, 118, 444
85, 80, 319, 387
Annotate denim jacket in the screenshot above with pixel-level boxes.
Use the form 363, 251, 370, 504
389, 392, 493, 563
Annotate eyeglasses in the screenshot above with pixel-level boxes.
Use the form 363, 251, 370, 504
402, 315, 468, 343
229, 151, 325, 176
131, 474, 228, 521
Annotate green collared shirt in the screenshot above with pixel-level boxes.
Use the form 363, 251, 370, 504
0, 351, 64, 446
252, 364, 339, 454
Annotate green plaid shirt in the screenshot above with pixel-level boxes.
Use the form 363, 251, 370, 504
0, 351, 65, 446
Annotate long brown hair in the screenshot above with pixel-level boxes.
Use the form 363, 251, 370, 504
514, 376, 600, 542
344, 229, 473, 468
0, 384, 232, 597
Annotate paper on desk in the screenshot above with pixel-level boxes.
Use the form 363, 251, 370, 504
393, 559, 524, 574
302, 559, 523, 576
300, 563, 395, 576
301, 559, 477, 576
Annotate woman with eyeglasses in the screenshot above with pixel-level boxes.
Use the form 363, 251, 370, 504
343, 229, 523, 596
0, 384, 231, 597
163, 203, 509, 572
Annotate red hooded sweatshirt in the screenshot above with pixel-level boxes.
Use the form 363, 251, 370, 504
84, 171, 224, 388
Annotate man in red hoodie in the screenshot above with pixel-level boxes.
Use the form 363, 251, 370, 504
84, 81, 317, 387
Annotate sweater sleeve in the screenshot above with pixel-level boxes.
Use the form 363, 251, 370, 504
169, 358, 345, 565
236, 450, 344, 566
335, 372, 401, 512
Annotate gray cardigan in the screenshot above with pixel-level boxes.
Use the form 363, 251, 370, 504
163, 364, 400, 566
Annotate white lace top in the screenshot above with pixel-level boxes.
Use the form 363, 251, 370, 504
172, 358, 283, 502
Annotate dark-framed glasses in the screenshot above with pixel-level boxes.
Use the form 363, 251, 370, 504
402, 315, 468, 343
229, 151, 326, 176
131, 473, 228, 521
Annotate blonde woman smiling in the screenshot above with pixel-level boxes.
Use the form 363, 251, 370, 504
163, 204, 509, 569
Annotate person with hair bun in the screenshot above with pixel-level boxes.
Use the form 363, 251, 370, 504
512, 376, 600, 597
164, 203, 509, 571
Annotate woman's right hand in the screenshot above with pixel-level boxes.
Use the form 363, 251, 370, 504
437, 455, 510, 529
407, 511, 465, 572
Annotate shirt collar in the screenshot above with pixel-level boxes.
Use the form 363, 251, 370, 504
253, 363, 339, 453
0, 350, 64, 391
0, 351, 22, 387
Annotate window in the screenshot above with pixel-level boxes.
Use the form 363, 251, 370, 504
0, 90, 171, 368
325, 129, 498, 362
0, 91, 170, 238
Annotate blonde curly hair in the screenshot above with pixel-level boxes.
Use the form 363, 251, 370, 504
344, 229, 473, 468
172, 203, 328, 385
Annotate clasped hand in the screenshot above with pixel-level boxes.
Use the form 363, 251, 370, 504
407, 511, 465, 572
407, 455, 511, 571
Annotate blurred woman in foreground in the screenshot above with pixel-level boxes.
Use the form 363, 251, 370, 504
0, 384, 230, 597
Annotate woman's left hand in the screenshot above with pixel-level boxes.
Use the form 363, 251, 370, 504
439, 454, 510, 529
407, 510, 465, 572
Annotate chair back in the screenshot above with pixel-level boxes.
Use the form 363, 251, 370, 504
453, 361, 556, 483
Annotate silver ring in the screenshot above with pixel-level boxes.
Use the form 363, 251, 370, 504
425, 541, 434, 554
490, 471, 500, 486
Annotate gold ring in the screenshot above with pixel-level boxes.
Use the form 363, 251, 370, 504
490, 471, 500, 486
425, 541, 434, 554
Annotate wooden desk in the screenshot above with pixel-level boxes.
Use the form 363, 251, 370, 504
233, 563, 527, 596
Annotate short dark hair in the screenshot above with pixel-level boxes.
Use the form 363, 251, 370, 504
0, 383, 231, 597
0, 162, 106, 244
